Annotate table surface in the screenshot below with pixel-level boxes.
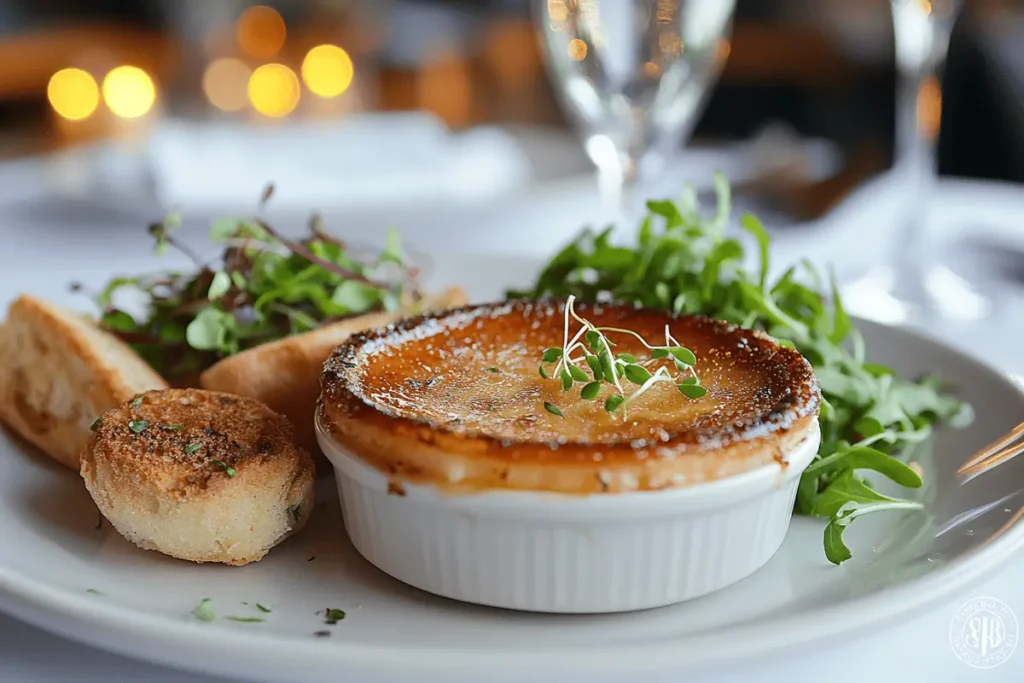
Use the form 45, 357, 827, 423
0, 150, 1022, 681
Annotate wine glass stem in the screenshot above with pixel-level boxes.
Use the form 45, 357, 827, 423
597, 155, 641, 233
890, 1, 958, 305
892, 73, 939, 285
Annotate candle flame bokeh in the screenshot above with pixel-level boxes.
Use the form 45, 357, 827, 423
102, 66, 156, 119
248, 63, 300, 117
47, 68, 100, 121
301, 45, 354, 99
203, 58, 253, 112
237, 5, 287, 59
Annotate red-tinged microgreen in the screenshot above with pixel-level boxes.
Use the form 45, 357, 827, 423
79, 188, 421, 381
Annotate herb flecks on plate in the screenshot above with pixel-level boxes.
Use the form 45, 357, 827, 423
324, 608, 346, 625
510, 173, 970, 565
539, 295, 705, 416
193, 598, 216, 622
82, 187, 420, 381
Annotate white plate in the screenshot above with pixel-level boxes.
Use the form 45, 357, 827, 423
1, 252, 1023, 683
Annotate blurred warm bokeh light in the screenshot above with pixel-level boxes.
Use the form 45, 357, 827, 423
203, 58, 252, 112
917, 74, 943, 141
483, 19, 539, 90
547, 0, 569, 23
717, 38, 731, 62
417, 53, 472, 128
567, 38, 587, 61
248, 63, 300, 117
301, 45, 354, 99
47, 68, 100, 121
102, 66, 156, 119
237, 5, 287, 59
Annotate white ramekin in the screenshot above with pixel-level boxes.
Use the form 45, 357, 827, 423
316, 419, 820, 614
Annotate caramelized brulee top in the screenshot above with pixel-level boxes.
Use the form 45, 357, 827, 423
319, 301, 820, 492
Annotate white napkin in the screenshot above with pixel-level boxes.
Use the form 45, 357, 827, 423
143, 113, 532, 210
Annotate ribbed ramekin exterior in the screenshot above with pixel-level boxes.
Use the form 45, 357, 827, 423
334, 470, 800, 613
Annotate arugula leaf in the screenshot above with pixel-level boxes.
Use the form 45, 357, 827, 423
739, 214, 770, 290
508, 172, 969, 565
803, 446, 924, 489
823, 498, 924, 565
828, 269, 851, 344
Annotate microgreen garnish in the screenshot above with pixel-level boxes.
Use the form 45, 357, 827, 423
226, 616, 264, 623
90, 416, 102, 432
184, 442, 203, 455
127, 419, 149, 434
324, 608, 346, 625
80, 189, 420, 381
256, 603, 272, 613
510, 173, 970, 565
543, 402, 564, 417
484, 367, 499, 373
130, 396, 144, 407
193, 598, 216, 622
537, 295, 703, 417
162, 424, 185, 431
210, 460, 236, 477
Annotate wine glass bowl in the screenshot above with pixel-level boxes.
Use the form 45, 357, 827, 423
534, 0, 736, 214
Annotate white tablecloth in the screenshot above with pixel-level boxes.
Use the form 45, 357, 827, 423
0, 160, 1022, 681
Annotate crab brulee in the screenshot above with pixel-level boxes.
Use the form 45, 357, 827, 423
317, 298, 821, 613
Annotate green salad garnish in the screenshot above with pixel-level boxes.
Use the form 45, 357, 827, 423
509, 174, 971, 564
78, 186, 419, 381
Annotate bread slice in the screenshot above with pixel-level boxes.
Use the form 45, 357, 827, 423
0, 295, 169, 469
200, 286, 468, 452
82, 388, 315, 566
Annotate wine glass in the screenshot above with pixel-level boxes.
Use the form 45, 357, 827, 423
534, 0, 736, 224
846, 0, 990, 324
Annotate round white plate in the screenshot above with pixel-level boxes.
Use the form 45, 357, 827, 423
1, 252, 1023, 683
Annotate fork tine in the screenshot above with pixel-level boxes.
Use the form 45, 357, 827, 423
957, 422, 1024, 473
958, 440, 1024, 483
